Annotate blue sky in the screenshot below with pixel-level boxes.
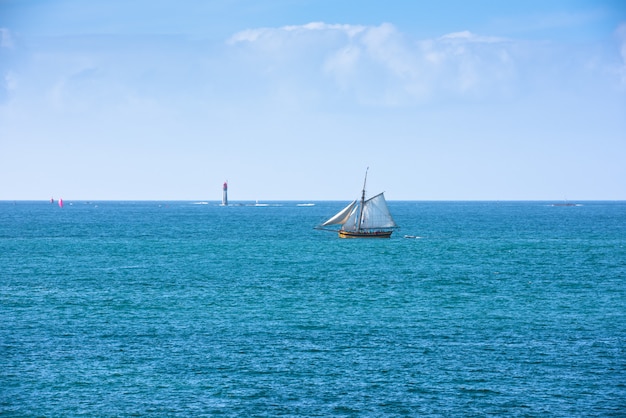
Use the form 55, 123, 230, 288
1, 0, 625, 200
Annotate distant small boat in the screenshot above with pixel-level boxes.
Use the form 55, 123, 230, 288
58, 198, 64, 208
317, 168, 397, 238
297, 203, 315, 207
552, 200, 578, 207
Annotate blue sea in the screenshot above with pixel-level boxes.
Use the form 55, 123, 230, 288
1, 200, 625, 416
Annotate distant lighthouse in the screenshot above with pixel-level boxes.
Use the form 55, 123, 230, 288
221, 181, 228, 206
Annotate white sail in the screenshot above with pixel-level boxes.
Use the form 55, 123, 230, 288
360, 193, 397, 229
342, 204, 360, 231
321, 200, 357, 226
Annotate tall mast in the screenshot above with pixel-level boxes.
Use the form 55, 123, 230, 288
357, 167, 368, 232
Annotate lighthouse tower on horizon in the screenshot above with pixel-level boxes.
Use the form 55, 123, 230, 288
221, 181, 228, 206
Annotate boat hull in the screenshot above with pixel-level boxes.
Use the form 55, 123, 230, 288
338, 230, 393, 239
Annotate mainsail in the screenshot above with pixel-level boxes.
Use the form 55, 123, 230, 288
342, 193, 396, 232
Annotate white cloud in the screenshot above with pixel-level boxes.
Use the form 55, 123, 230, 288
283, 22, 366, 38
439, 30, 506, 43
228, 22, 366, 44
0, 71, 17, 104
228, 22, 520, 105
4, 71, 17, 91
1, 28, 14, 49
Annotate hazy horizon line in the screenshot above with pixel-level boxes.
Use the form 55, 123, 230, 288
2, 199, 624, 203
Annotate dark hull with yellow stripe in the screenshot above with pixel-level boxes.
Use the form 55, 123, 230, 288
338, 230, 393, 239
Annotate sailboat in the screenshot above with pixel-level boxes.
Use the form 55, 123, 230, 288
318, 168, 397, 238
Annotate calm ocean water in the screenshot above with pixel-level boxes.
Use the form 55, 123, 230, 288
1, 200, 625, 416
